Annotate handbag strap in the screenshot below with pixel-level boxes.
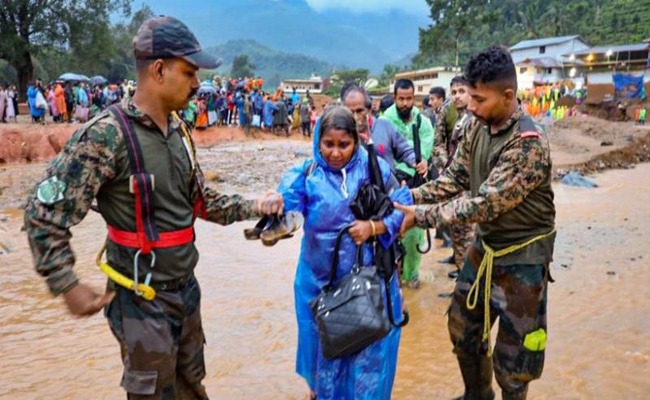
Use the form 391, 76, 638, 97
327, 225, 363, 289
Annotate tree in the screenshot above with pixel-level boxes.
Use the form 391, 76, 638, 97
379, 64, 399, 87
0, 0, 130, 101
419, 0, 497, 68
231, 54, 255, 78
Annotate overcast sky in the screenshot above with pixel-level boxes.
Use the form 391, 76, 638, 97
305, 0, 430, 16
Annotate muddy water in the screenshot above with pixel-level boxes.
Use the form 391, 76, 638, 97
1, 164, 649, 399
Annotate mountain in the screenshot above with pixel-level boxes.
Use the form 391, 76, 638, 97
132, 0, 429, 72
205, 39, 334, 90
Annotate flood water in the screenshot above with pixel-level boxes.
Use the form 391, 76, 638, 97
1, 164, 649, 399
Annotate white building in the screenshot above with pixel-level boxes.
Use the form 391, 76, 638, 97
515, 57, 566, 89
510, 35, 590, 89
509, 35, 590, 64
281, 74, 323, 94
389, 67, 461, 97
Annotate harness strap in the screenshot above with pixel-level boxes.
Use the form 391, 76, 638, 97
107, 225, 194, 249
108, 105, 160, 251
466, 229, 556, 356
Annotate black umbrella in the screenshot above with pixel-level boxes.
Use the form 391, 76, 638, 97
349, 140, 409, 328
90, 76, 108, 86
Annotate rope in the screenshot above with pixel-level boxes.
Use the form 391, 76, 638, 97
466, 229, 556, 356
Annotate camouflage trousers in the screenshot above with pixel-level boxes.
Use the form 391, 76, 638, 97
448, 245, 549, 393
449, 222, 475, 270
105, 275, 208, 399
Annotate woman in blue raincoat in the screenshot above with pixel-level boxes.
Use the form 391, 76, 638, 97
260, 106, 412, 399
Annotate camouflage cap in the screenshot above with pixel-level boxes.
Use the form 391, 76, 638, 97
133, 16, 221, 69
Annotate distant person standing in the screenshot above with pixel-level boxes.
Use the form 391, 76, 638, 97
6, 85, 17, 122
0, 85, 6, 122
428, 86, 446, 125
299, 98, 312, 137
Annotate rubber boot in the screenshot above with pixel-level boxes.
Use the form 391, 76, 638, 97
454, 355, 495, 400
502, 386, 528, 400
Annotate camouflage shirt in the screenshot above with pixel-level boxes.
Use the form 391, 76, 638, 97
431, 99, 458, 171
412, 106, 556, 265
25, 97, 259, 295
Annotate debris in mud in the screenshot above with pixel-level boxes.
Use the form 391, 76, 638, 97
607, 271, 616, 276
600, 140, 614, 146
560, 171, 598, 188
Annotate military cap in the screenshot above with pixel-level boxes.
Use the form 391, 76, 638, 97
133, 16, 221, 69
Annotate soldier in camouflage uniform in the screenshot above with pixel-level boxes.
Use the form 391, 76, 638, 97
24, 17, 267, 399
432, 76, 476, 277
396, 47, 555, 400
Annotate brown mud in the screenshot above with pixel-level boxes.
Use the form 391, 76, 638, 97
0, 119, 649, 399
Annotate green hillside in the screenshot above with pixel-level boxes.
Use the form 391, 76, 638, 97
414, 0, 650, 69
205, 39, 335, 90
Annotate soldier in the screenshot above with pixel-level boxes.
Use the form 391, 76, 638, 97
436, 76, 476, 279
381, 78, 434, 289
24, 16, 270, 399
395, 46, 556, 400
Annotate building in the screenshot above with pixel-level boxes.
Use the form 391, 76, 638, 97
509, 35, 590, 64
510, 35, 590, 90
389, 67, 461, 97
515, 57, 565, 89
565, 43, 650, 84
280, 74, 323, 94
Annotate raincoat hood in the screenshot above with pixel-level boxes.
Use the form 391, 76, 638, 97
312, 115, 364, 173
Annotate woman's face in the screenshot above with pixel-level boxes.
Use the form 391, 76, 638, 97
320, 128, 355, 170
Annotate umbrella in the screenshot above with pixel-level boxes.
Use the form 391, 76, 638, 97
197, 85, 216, 95
58, 73, 89, 82
90, 76, 107, 85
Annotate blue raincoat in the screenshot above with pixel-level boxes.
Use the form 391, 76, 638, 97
27, 86, 44, 118
277, 121, 412, 399
263, 100, 278, 128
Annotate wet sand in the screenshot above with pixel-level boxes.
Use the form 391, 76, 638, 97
0, 161, 648, 399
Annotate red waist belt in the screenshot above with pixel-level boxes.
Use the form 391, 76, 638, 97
107, 225, 194, 249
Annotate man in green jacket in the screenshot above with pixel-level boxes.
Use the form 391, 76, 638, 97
381, 78, 434, 288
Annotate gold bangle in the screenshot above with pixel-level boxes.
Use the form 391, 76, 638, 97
369, 220, 376, 236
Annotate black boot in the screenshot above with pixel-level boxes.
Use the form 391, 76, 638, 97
502, 386, 528, 400
453, 355, 495, 400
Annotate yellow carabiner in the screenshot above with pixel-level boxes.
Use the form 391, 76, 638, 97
96, 242, 156, 300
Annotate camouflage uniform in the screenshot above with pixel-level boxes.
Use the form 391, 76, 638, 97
411, 106, 556, 398
433, 103, 475, 270
24, 97, 259, 398
431, 99, 458, 172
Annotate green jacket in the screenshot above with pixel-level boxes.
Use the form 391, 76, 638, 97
381, 104, 434, 177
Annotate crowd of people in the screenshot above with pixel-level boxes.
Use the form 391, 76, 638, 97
0, 84, 19, 123
19, 78, 132, 124
19, 14, 605, 400
181, 76, 320, 138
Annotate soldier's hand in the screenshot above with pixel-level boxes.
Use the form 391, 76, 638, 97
258, 191, 284, 216
63, 283, 115, 317
393, 202, 416, 237
413, 160, 428, 176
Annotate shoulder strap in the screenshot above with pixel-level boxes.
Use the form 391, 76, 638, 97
108, 105, 160, 249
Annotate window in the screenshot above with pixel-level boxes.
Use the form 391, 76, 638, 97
539, 46, 546, 54
520, 67, 528, 74
418, 85, 424, 93
315, 83, 320, 89
547, 68, 553, 74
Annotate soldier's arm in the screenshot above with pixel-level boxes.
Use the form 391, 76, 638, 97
414, 136, 550, 229
24, 121, 119, 295
431, 108, 449, 170
199, 185, 260, 225
410, 120, 475, 205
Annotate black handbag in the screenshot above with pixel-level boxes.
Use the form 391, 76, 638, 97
310, 226, 391, 360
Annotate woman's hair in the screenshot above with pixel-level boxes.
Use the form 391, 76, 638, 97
318, 106, 359, 144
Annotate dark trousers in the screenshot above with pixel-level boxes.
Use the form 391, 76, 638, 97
448, 245, 549, 394
105, 275, 208, 399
